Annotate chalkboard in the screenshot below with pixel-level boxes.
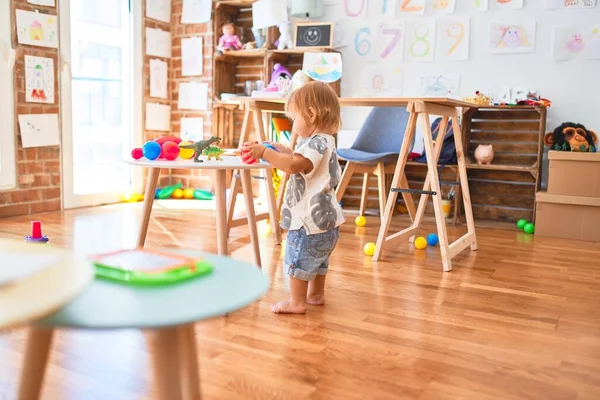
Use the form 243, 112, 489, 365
294, 23, 333, 48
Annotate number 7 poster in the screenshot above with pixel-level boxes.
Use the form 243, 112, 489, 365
438, 16, 470, 61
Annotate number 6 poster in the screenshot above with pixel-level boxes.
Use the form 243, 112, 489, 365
438, 16, 470, 61
405, 19, 436, 62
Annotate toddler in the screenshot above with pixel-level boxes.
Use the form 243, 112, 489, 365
244, 81, 344, 314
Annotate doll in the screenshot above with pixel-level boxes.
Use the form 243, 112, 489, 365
217, 22, 242, 53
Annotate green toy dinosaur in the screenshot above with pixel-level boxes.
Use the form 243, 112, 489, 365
203, 146, 225, 161
178, 136, 221, 162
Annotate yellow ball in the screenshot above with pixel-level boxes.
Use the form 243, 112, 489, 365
172, 188, 184, 199
355, 216, 367, 227
183, 188, 195, 199
414, 237, 428, 250
179, 141, 196, 159
363, 242, 376, 256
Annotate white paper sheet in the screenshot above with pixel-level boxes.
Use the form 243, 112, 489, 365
432, 0, 456, 14
145, 103, 171, 131
0, 253, 60, 287
180, 117, 204, 142
378, 21, 405, 62
399, 0, 426, 15
302, 53, 342, 83
178, 82, 208, 110
16, 10, 59, 48
343, 0, 369, 19
25, 55, 54, 104
149, 59, 168, 99
553, 25, 600, 61
419, 74, 460, 97
438, 16, 470, 61
405, 19, 436, 62
146, 27, 172, 58
490, 21, 536, 54
18, 114, 60, 148
368, 0, 396, 18
475, 0, 489, 11
546, 0, 596, 9
493, 0, 523, 9
182, 36, 204, 76
357, 65, 403, 97
181, 0, 212, 24
27, 0, 55, 6
146, 0, 172, 23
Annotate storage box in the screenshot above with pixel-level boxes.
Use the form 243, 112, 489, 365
535, 191, 600, 242
547, 151, 600, 198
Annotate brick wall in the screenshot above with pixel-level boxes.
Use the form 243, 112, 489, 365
0, 1, 61, 219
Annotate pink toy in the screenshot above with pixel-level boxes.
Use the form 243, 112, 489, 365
217, 22, 242, 52
474, 144, 494, 165
25, 220, 49, 243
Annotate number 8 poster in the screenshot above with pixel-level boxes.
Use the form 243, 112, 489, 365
405, 19, 436, 62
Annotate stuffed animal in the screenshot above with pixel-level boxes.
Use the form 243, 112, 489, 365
277, 21, 293, 50
545, 122, 598, 152
474, 144, 494, 165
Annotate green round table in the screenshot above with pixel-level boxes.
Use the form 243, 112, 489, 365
18, 249, 269, 400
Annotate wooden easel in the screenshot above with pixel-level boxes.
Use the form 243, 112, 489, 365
373, 101, 478, 272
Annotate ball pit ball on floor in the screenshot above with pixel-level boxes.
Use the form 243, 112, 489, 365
172, 188, 184, 199
414, 237, 428, 250
355, 216, 367, 227
524, 223, 535, 234
183, 188, 195, 199
363, 242, 376, 256
142, 141, 162, 160
179, 141, 196, 159
426, 233, 439, 246
131, 148, 143, 160
517, 219, 528, 230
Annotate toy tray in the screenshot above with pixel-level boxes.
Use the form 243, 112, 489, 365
89, 249, 212, 286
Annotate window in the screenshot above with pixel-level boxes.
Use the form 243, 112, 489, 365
0, 0, 16, 189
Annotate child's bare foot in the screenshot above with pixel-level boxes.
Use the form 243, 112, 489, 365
271, 300, 307, 314
306, 295, 325, 305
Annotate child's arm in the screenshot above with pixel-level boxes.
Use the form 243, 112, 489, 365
244, 143, 312, 175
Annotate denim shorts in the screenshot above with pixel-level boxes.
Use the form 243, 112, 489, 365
284, 227, 339, 281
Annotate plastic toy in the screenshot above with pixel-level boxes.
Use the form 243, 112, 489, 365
264, 63, 292, 92
414, 237, 428, 250
179, 141, 196, 159
516, 219, 528, 230
474, 144, 494, 165
179, 136, 221, 162
463, 91, 492, 106
131, 148, 143, 160
24, 220, 49, 243
123, 192, 144, 202
154, 136, 182, 146
355, 216, 367, 227
240, 142, 276, 164
276, 21, 293, 50
426, 233, 439, 246
162, 141, 180, 161
524, 223, 535, 234
203, 146, 225, 161
183, 188, 195, 199
172, 188, 184, 199
157, 183, 183, 199
217, 22, 242, 53
363, 242, 376, 256
142, 141, 162, 160
193, 189, 214, 200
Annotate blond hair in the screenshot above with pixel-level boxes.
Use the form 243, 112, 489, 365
285, 81, 341, 135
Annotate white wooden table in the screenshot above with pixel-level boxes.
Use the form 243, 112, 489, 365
125, 157, 281, 267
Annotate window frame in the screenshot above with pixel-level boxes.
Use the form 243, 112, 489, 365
0, 0, 16, 190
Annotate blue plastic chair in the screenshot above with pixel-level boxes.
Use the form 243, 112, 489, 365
335, 107, 415, 219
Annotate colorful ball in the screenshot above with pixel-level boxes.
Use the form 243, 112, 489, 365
172, 188, 184, 199
162, 141, 180, 161
414, 237, 428, 250
516, 219, 528, 230
179, 141, 196, 159
524, 223, 535, 234
363, 242, 376, 256
355, 216, 367, 227
142, 141, 162, 160
183, 188, 195, 199
131, 148, 143, 160
426, 233, 439, 246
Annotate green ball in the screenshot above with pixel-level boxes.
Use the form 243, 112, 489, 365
524, 223, 535, 234
516, 219, 528, 230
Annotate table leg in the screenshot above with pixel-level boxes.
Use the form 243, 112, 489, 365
177, 324, 202, 400
149, 327, 183, 400
264, 168, 282, 245
240, 169, 262, 267
17, 327, 54, 400
214, 170, 228, 256
137, 167, 161, 248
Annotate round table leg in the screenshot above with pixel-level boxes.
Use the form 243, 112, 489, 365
149, 327, 183, 400
214, 169, 228, 256
240, 169, 262, 268
177, 324, 202, 400
18, 327, 54, 400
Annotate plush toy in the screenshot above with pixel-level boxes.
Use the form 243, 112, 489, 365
545, 122, 598, 152
264, 63, 292, 92
277, 21, 293, 50
217, 22, 242, 53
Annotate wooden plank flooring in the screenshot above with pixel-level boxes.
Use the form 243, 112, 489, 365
1, 202, 599, 399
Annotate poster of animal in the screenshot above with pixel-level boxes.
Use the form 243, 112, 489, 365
146, 0, 171, 23
431, 0, 456, 14
419, 74, 460, 97
358, 65, 403, 97
552, 25, 600, 61
25, 55, 54, 104
489, 21, 536, 54
149, 59, 168, 99
474, 0, 489, 11
493, 0, 523, 9
438, 16, 470, 61
546, 0, 596, 9
16, 9, 58, 48
405, 19, 436, 62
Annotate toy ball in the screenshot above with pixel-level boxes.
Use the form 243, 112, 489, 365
172, 188, 184, 199
142, 141, 162, 160
426, 233, 439, 246
183, 188, 195, 199
162, 141, 180, 161
131, 148, 143, 160
524, 223, 535, 234
363, 242, 376, 256
516, 219, 528, 230
414, 237, 428, 250
355, 216, 367, 227
179, 141, 196, 159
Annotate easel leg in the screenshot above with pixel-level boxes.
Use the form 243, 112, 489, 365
359, 173, 370, 216
376, 162, 387, 219
137, 167, 160, 248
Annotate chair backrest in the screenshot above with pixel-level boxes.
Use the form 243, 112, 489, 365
350, 107, 411, 154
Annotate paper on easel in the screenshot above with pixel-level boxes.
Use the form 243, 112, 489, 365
182, 36, 203, 76
178, 82, 208, 110
146, 27, 171, 58
180, 117, 204, 142
18, 114, 60, 148
149, 59, 168, 99
181, 0, 212, 24
145, 103, 171, 131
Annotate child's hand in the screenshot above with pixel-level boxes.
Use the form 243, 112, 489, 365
268, 142, 292, 154
243, 142, 267, 160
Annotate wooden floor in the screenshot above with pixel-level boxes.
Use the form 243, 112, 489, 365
1, 202, 600, 400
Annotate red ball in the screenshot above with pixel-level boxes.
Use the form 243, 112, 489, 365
131, 148, 143, 160
162, 141, 180, 160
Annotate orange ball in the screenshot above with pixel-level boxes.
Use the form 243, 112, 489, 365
183, 188, 195, 199
172, 188, 184, 199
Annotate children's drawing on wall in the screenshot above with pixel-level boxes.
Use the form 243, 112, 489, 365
358, 65, 403, 97
406, 19, 435, 62
343, 0, 368, 19
149, 59, 168, 99
302, 53, 343, 83
146, 27, 172, 58
18, 114, 60, 148
489, 22, 536, 54
369, 0, 397, 18
438, 17, 470, 61
493, 0, 523, 9
25, 56, 54, 104
180, 117, 204, 142
419, 74, 460, 97
146, 0, 172, 23
399, 0, 426, 15
16, 10, 58, 48
475, 0, 490, 11
431, 0, 456, 14
546, 0, 596, 9
182, 36, 203, 76
553, 25, 600, 60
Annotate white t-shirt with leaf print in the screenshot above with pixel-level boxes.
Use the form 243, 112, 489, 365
280, 133, 345, 235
